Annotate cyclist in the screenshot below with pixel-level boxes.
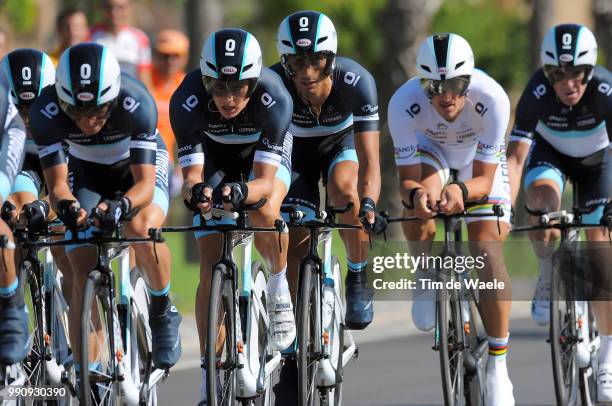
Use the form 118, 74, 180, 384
0, 75, 27, 366
506, 24, 611, 401
1, 49, 74, 285
169, 28, 294, 405
28, 43, 181, 374
273, 10, 382, 330
388, 33, 514, 404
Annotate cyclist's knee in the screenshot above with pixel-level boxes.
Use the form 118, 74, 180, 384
526, 182, 561, 211
251, 203, 280, 227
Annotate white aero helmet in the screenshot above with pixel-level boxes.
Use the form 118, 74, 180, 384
2, 48, 56, 106
56, 42, 121, 108
541, 24, 597, 84
277, 10, 337, 77
200, 28, 262, 97
416, 33, 474, 97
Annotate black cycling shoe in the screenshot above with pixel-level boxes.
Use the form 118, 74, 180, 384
0, 294, 29, 365
273, 357, 298, 406
149, 295, 182, 369
345, 270, 374, 330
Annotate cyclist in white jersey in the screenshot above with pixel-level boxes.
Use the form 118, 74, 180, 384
388, 33, 514, 405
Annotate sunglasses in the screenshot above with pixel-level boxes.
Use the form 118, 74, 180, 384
420, 76, 471, 97
59, 99, 116, 122
543, 65, 591, 84
202, 77, 256, 98
285, 53, 331, 71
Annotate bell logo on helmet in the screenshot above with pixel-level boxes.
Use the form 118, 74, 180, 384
438, 67, 447, 75
76, 92, 95, 102
221, 66, 238, 75
559, 54, 574, 63
296, 38, 312, 47
19, 92, 35, 101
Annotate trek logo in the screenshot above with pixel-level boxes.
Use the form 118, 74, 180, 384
221, 66, 238, 75
296, 38, 312, 47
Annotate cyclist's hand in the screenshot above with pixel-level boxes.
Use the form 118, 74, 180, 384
359, 198, 387, 235
93, 196, 130, 230
221, 182, 248, 210
414, 189, 435, 219
440, 184, 464, 214
1, 200, 17, 226
21, 200, 50, 232
56, 199, 87, 230
184, 182, 212, 213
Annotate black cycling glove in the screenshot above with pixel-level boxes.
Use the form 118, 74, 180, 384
23, 200, 50, 233
184, 182, 211, 212
95, 195, 132, 231
222, 182, 249, 209
56, 199, 80, 230
359, 197, 387, 235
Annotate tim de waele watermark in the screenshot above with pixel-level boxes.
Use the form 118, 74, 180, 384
371, 252, 506, 291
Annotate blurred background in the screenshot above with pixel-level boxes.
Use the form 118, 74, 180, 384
1, 0, 609, 311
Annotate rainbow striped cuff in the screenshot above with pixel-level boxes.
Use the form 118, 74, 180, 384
488, 342, 508, 357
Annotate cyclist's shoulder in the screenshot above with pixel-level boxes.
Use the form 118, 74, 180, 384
268, 62, 285, 78
118, 73, 154, 103
586, 65, 612, 105
29, 87, 66, 140
333, 56, 376, 87
253, 67, 293, 107
389, 77, 425, 109
333, 56, 371, 75
468, 69, 509, 102
112, 73, 156, 128
170, 69, 207, 107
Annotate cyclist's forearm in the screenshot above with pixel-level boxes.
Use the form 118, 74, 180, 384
506, 141, 529, 206
358, 161, 381, 203
356, 130, 381, 202
399, 179, 425, 203
125, 181, 154, 210
463, 176, 494, 201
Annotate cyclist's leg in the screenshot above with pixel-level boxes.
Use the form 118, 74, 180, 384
250, 158, 295, 351
465, 156, 514, 405
524, 136, 565, 326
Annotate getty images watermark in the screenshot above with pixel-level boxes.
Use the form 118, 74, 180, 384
370, 252, 507, 292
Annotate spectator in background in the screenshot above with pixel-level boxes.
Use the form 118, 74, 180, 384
91, 0, 153, 86
150, 29, 189, 196
49, 7, 90, 66
0, 29, 10, 59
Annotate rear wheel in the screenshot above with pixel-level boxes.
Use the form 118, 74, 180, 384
251, 261, 271, 406
207, 263, 236, 405
297, 259, 320, 406
463, 300, 485, 406
21, 260, 45, 398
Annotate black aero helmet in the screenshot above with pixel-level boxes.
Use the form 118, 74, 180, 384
2, 48, 56, 106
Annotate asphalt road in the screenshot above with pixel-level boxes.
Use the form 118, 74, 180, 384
157, 314, 558, 405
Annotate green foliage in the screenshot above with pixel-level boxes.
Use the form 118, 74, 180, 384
431, 0, 529, 90
255, 0, 386, 69
4, 0, 37, 33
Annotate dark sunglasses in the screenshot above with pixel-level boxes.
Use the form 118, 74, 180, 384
543, 65, 591, 84
420, 75, 471, 97
202, 77, 257, 98
59, 99, 116, 122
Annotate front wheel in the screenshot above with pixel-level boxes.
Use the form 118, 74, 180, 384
79, 270, 117, 405
207, 263, 236, 405
297, 259, 321, 406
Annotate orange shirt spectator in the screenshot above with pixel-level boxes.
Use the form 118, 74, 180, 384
91, 0, 152, 87
149, 29, 189, 164
49, 7, 90, 66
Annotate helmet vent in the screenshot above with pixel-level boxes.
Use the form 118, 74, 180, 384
100, 86, 110, 97
420, 65, 431, 73
61, 87, 73, 97
206, 62, 217, 72
545, 51, 555, 59
577, 50, 588, 58
455, 61, 465, 69
317, 37, 327, 44
282, 40, 293, 48
242, 63, 253, 73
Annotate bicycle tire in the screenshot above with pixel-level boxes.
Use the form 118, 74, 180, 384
207, 262, 236, 406
80, 270, 116, 406
297, 258, 320, 406
250, 261, 271, 406
330, 256, 343, 406
463, 300, 485, 406
550, 251, 580, 406
20, 260, 46, 391
437, 271, 465, 406
130, 267, 158, 406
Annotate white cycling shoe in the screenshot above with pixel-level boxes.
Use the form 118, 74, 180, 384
531, 273, 551, 326
598, 364, 612, 403
485, 359, 515, 406
411, 269, 437, 331
267, 292, 296, 351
